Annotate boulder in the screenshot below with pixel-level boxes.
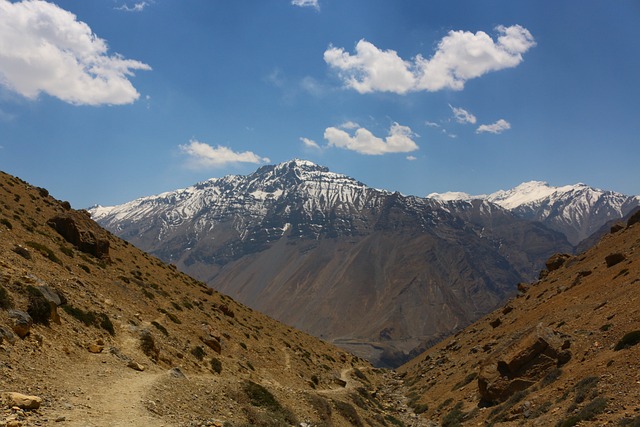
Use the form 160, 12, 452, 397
627, 209, 640, 227
478, 326, 571, 405
88, 344, 104, 353
1, 392, 42, 410
545, 253, 572, 272
605, 253, 626, 268
202, 335, 222, 354
47, 211, 110, 260
168, 367, 187, 379
127, 361, 145, 371
33, 286, 66, 325
8, 310, 32, 339
0, 326, 16, 345
610, 223, 624, 234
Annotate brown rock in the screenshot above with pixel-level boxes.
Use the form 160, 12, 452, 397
517, 282, 530, 294
88, 344, 104, 353
202, 335, 222, 354
8, 310, 32, 339
545, 253, 572, 272
477, 326, 571, 404
127, 361, 145, 371
47, 211, 110, 260
627, 209, 640, 227
610, 223, 624, 234
2, 392, 42, 410
605, 253, 626, 267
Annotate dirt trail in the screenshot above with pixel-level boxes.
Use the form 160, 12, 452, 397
62, 369, 169, 427
51, 328, 175, 427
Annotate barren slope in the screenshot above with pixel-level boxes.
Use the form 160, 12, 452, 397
0, 171, 413, 427
398, 211, 640, 426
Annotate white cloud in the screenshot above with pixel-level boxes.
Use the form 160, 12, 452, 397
0, 0, 151, 105
425, 121, 440, 128
406, 155, 417, 161
476, 119, 511, 134
339, 121, 360, 130
324, 122, 419, 155
450, 105, 477, 124
292, 0, 319, 10
179, 140, 270, 168
115, 2, 149, 12
300, 137, 320, 149
324, 25, 535, 94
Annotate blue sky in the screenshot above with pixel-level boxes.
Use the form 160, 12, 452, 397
0, 0, 639, 208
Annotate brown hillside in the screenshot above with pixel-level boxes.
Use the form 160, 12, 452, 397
399, 213, 640, 425
0, 171, 414, 427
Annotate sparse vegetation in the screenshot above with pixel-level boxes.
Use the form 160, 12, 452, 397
540, 368, 563, 388
210, 357, 222, 374
307, 394, 332, 424
191, 345, 206, 361
62, 304, 115, 335
0, 284, 13, 309
25, 241, 62, 265
614, 330, 640, 351
0, 218, 12, 229
556, 397, 607, 427
243, 380, 297, 425
333, 400, 364, 427
139, 330, 158, 361
151, 321, 169, 336
26, 285, 51, 325
442, 402, 466, 427
619, 415, 640, 426
573, 376, 599, 405
452, 372, 477, 390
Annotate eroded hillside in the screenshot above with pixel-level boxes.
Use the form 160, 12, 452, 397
0, 171, 414, 427
399, 211, 640, 426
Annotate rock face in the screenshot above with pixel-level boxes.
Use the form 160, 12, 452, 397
478, 326, 571, 404
47, 211, 110, 260
89, 160, 576, 367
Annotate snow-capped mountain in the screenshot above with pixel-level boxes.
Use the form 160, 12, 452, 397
91, 160, 631, 366
429, 181, 640, 245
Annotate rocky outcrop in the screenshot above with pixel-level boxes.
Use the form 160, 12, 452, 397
33, 285, 66, 324
478, 326, 571, 405
545, 253, 572, 272
1, 392, 42, 410
47, 211, 110, 260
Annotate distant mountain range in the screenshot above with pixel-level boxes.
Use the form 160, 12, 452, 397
90, 160, 639, 366
429, 180, 640, 245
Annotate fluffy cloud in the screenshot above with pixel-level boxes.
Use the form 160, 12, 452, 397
476, 119, 511, 134
180, 140, 270, 168
324, 25, 535, 94
324, 122, 418, 155
292, 0, 319, 10
300, 137, 321, 149
450, 105, 477, 124
0, 0, 150, 105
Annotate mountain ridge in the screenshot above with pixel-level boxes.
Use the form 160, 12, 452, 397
90, 160, 602, 367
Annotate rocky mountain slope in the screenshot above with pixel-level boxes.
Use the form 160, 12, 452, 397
0, 170, 414, 427
90, 160, 574, 367
398, 210, 640, 426
430, 180, 640, 246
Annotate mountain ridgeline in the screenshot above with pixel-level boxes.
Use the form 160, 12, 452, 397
90, 160, 639, 367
